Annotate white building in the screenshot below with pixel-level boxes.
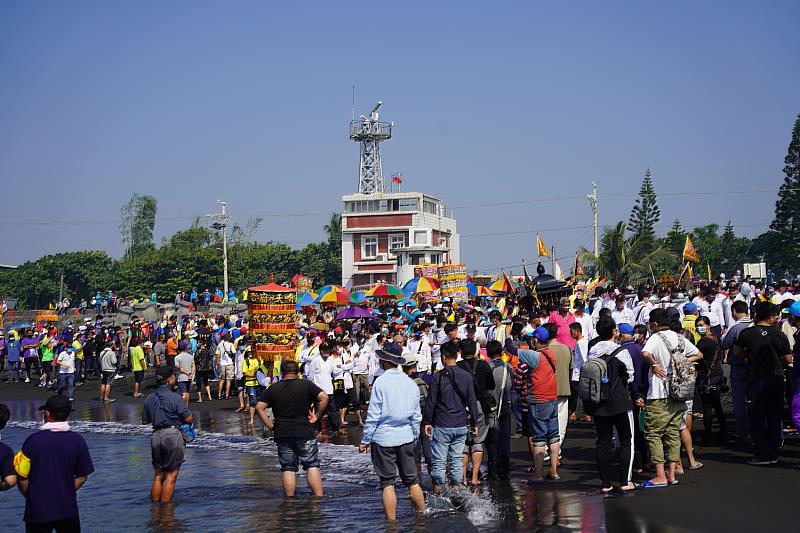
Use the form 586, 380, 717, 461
341, 191, 459, 290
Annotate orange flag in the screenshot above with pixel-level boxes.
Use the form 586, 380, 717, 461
537, 234, 550, 257
682, 235, 699, 263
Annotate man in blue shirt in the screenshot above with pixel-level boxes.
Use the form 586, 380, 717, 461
143, 367, 193, 502
358, 343, 425, 522
14, 395, 94, 532
6, 333, 21, 382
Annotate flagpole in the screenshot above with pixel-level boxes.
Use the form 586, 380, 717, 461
551, 246, 555, 276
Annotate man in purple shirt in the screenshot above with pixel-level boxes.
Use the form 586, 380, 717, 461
15, 395, 94, 532
21, 330, 41, 384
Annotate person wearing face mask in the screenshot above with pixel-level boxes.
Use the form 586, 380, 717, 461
694, 316, 727, 445
331, 341, 356, 431
624, 324, 650, 472
611, 295, 635, 327
547, 298, 576, 351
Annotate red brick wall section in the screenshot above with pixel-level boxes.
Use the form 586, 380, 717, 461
346, 214, 412, 229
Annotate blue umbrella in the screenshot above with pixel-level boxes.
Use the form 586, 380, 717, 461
335, 306, 373, 320
6, 322, 33, 330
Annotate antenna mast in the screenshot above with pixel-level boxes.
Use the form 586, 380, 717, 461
350, 101, 393, 194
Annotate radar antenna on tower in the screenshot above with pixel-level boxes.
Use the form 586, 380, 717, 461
350, 101, 393, 194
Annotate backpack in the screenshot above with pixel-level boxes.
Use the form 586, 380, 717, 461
579, 347, 624, 403
656, 332, 696, 401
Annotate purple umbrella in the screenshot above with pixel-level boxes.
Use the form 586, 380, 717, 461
335, 306, 373, 320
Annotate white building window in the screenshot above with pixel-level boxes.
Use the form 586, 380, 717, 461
362, 235, 378, 259
389, 234, 406, 251
413, 230, 428, 245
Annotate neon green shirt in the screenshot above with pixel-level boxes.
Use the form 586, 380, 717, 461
131, 346, 146, 372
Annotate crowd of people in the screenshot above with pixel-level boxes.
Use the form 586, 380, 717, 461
1, 274, 800, 527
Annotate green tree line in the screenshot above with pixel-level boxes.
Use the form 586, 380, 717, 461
582, 113, 800, 287
0, 215, 342, 310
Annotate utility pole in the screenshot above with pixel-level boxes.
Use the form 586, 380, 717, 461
587, 181, 599, 259
58, 273, 64, 305
207, 200, 230, 299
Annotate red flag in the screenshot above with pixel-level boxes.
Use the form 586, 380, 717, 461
391, 174, 403, 184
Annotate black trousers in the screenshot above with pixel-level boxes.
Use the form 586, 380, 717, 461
700, 390, 727, 441
594, 411, 634, 486
486, 408, 513, 479
26, 515, 81, 533
748, 378, 784, 461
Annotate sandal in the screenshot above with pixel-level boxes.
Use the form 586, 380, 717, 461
526, 466, 536, 474
545, 474, 561, 481
687, 462, 704, 470
601, 485, 614, 494
619, 483, 643, 493
641, 480, 668, 489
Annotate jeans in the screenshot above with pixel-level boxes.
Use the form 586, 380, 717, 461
6, 360, 20, 381
510, 389, 522, 433
58, 373, 75, 399
486, 407, 512, 478
430, 425, 468, 487
730, 365, 750, 437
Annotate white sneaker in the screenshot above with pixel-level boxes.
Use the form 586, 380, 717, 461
113, 374, 124, 380
25, 378, 30, 383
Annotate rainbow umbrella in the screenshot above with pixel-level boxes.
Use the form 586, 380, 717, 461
313, 285, 352, 305
349, 291, 367, 304
402, 277, 440, 295
478, 286, 497, 297
488, 278, 518, 293
296, 291, 318, 306
366, 284, 405, 299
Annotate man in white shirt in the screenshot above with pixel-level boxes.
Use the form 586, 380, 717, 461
406, 329, 432, 374
693, 290, 725, 337
215, 333, 235, 400
305, 343, 340, 433
633, 295, 656, 326
56, 345, 77, 401
572, 300, 595, 341
568, 322, 590, 423
611, 295, 636, 327
640, 308, 701, 488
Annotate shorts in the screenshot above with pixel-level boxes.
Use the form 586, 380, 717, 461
276, 437, 321, 472
41, 361, 53, 375
464, 412, 488, 454
177, 381, 191, 394
101, 371, 115, 385
151, 427, 185, 472
370, 441, 419, 489
219, 364, 234, 381
333, 388, 347, 410
134, 370, 144, 384
245, 385, 258, 407
530, 400, 559, 447
679, 400, 694, 431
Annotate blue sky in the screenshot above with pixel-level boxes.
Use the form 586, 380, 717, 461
1, 1, 798, 276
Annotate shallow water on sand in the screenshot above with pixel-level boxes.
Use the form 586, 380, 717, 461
1, 401, 606, 532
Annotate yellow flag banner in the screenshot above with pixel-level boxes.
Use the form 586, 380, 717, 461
683, 235, 699, 263
537, 234, 550, 257
687, 263, 694, 280
707, 262, 712, 282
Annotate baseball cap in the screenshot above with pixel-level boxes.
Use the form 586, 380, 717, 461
683, 302, 698, 313
618, 323, 634, 335
783, 301, 800, 318
532, 326, 549, 342
39, 395, 72, 413
402, 352, 419, 367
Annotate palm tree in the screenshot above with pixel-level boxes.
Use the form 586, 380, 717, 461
323, 212, 342, 251
579, 221, 675, 287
